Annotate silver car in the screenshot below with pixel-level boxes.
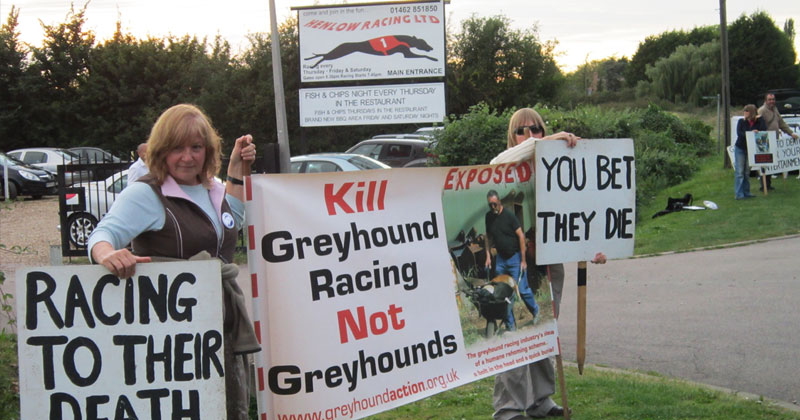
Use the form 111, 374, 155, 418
7, 147, 92, 186
290, 153, 390, 173
63, 170, 128, 247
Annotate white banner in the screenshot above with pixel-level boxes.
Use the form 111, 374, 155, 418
748, 131, 800, 174
534, 139, 636, 265
16, 261, 226, 419
247, 163, 560, 419
298, 2, 445, 82
299, 83, 445, 127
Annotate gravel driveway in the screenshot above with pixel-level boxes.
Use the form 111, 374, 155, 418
0, 196, 63, 332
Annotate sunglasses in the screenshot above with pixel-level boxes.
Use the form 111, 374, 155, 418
515, 125, 543, 136
488, 202, 499, 208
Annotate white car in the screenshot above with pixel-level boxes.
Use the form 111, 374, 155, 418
290, 153, 390, 173
64, 170, 128, 247
7, 147, 92, 186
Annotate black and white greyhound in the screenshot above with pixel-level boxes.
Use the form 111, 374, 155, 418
305, 35, 438, 68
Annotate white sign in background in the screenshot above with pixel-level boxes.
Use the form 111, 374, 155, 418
535, 139, 636, 265
298, 2, 445, 83
247, 168, 560, 420
299, 82, 445, 127
746, 131, 800, 174
16, 261, 226, 419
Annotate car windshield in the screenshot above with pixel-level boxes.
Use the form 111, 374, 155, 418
55, 149, 80, 161
0, 153, 25, 166
348, 155, 386, 170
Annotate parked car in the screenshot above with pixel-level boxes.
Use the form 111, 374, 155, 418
63, 170, 128, 247
69, 146, 127, 181
69, 146, 123, 163
290, 153, 390, 173
7, 147, 92, 186
0, 152, 57, 200
345, 137, 432, 168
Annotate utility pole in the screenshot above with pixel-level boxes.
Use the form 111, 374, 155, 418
719, 0, 732, 168
269, 0, 291, 173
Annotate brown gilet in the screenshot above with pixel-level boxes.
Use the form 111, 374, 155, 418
132, 175, 237, 263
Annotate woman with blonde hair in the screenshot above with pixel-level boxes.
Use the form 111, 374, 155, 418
88, 103, 258, 419
491, 107, 603, 419
734, 104, 764, 199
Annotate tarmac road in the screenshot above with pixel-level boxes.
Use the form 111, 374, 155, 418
555, 235, 800, 406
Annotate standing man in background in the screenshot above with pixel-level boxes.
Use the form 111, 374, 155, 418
758, 93, 799, 190
127, 142, 149, 184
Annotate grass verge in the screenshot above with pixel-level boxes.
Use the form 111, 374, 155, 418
635, 152, 800, 255
371, 364, 799, 420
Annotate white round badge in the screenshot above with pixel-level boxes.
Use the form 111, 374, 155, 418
222, 212, 235, 229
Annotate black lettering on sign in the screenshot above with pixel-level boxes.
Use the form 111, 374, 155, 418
62, 336, 102, 387
49, 392, 80, 420
26, 271, 63, 329
596, 155, 634, 190
169, 273, 196, 322
27, 335, 68, 390
541, 156, 587, 192
605, 207, 634, 239
136, 388, 169, 420
536, 211, 596, 243
65, 275, 95, 328
93, 274, 121, 325
113, 335, 148, 385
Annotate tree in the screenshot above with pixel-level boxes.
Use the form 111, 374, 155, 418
0, 6, 29, 149
728, 11, 798, 105
626, 26, 716, 87
643, 40, 720, 106
784, 18, 795, 44
26, 3, 95, 146
446, 15, 562, 115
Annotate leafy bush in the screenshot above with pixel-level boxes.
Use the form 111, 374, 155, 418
0, 332, 18, 420
541, 106, 638, 138
639, 104, 713, 156
433, 103, 511, 166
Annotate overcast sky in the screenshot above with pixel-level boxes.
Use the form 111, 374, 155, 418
1, 0, 798, 71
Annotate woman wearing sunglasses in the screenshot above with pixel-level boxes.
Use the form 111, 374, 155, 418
490, 107, 604, 419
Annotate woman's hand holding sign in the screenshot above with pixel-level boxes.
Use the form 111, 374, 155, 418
92, 242, 151, 278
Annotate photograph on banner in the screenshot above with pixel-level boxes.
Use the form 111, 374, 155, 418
15, 261, 226, 419
749, 131, 800, 175
746, 131, 777, 167
299, 82, 445, 127
247, 164, 559, 420
534, 139, 636, 265
298, 1, 445, 82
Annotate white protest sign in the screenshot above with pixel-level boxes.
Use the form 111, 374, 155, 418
535, 139, 636, 265
246, 164, 560, 420
750, 132, 800, 175
298, 2, 445, 82
16, 261, 225, 419
299, 83, 445, 126
746, 131, 778, 168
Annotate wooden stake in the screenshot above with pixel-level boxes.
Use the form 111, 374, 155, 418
555, 354, 570, 420
577, 261, 587, 374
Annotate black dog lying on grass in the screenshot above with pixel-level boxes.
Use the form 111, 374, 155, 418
305, 35, 438, 68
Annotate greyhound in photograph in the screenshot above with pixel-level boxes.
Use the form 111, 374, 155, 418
305, 35, 438, 68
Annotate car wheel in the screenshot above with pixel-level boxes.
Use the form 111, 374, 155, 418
1, 181, 17, 200
67, 212, 98, 248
